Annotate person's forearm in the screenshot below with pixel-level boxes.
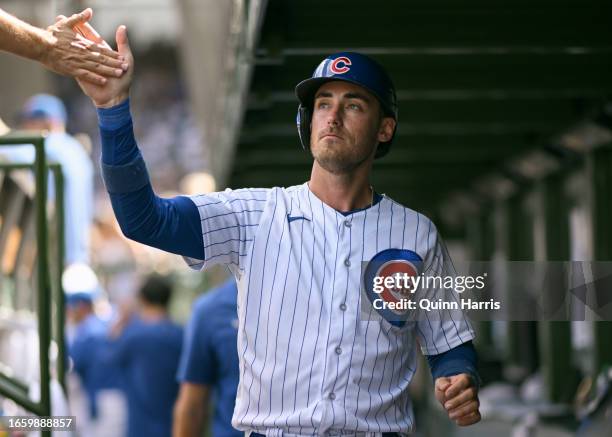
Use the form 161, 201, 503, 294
2, 8, 127, 84
0, 8, 50, 62
172, 402, 205, 437
98, 98, 138, 164
98, 100, 204, 259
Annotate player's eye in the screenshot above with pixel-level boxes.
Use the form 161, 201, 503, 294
347, 103, 362, 111
316, 100, 331, 109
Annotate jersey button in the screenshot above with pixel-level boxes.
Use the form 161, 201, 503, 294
344, 220, 352, 228
344, 259, 351, 267
335, 347, 342, 355
329, 392, 336, 400
339, 303, 347, 311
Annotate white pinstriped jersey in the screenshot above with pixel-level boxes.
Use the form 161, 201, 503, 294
185, 182, 475, 436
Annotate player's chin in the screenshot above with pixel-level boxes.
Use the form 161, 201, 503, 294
313, 137, 346, 152
315, 156, 349, 174
312, 146, 345, 164
453, 411, 481, 426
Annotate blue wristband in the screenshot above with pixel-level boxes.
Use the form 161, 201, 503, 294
101, 156, 150, 194
427, 341, 481, 387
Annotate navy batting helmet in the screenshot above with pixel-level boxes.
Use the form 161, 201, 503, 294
295, 52, 398, 158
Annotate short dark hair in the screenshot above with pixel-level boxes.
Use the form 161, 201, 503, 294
139, 273, 173, 308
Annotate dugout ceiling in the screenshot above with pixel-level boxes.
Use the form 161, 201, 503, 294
229, 0, 612, 231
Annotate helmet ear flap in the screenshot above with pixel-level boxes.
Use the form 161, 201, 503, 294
297, 105, 312, 153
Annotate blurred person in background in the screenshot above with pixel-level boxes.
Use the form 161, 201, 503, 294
19, 94, 95, 264
0, 7, 126, 84
0, 93, 95, 265
173, 278, 241, 437
64, 263, 126, 437
108, 273, 183, 437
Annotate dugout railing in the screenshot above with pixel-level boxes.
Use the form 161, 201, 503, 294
0, 132, 66, 437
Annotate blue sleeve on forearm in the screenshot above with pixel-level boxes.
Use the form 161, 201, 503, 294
427, 341, 480, 386
97, 99, 140, 165
98, 100, 204, 260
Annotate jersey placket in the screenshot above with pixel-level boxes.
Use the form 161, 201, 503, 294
318, 212, 356, 432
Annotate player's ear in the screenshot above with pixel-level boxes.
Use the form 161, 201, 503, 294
377, 117, 395, 143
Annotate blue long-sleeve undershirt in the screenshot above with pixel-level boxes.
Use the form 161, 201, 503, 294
98, 100, 480, 379
97, 99, 203, 260
427, 340, 479, 385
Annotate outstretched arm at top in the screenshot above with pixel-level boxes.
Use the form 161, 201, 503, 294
0, 7, 126, 84
77, 25, 203, 259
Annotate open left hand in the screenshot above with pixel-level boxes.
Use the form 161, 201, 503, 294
435, 373, 481, 426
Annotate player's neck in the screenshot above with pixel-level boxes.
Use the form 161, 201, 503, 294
139, 304, 168, 321
309, 163, 373, 212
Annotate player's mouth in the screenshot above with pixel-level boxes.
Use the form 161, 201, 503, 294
320, 132, 344, 140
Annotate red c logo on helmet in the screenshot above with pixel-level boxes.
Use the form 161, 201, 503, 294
330, 57, 352, 74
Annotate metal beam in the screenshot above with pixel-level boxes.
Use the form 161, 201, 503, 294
591, 145, 612, 372
244, 97, 583, 125
233, 146, 532, 168
259, 0, 612, 49
538, 173, 577, 403
250, 53, 612, 94
230, 165, 490, 185
237, 132, 541, 148
251, 89, 612, 103
239, 122, 565, 141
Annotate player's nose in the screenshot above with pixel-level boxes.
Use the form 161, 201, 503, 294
326, 105, 342, 127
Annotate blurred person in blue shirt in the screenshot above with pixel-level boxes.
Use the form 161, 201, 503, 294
173, 278, 241, 437
64, 263, 125, 437
0, 94, 94, 265
108, 273, 183, 437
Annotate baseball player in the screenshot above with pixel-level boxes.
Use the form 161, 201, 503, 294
173, 278, 242, 437
0, 7, 126, 84
8, 94, 95, 265
75, 26, 481, 435
63, 263, 125, 437
106, 273, 183, 437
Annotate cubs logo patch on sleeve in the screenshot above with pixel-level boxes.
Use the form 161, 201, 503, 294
362, 248, 423, 327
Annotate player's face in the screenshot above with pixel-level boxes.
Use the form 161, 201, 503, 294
20, 118, 52, 131
310, 81, 395, 174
